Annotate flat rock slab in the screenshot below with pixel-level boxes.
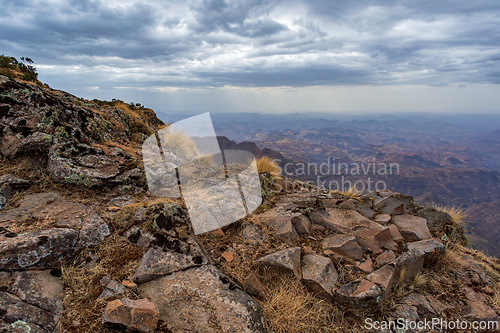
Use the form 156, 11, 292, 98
0, 192, 89, 228
139, 265, 267, 333
393, 214, 432, 241
366, 265, 394, 291
256, 247, 302, 278
301, 254, 338, 301
321, 208, 380, 233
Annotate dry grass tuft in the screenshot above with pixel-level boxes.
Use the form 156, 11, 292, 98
61, 233, 144, 333
259, 273, 349, 333
255, 156, 281, 178
157, 127, 199, 162
434, 205, 468, 224
413, 272, 428, 287
331, 187, 360, 199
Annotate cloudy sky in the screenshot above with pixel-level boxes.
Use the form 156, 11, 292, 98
1, 0, 500, 115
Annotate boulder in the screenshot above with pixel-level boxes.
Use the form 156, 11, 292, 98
406, 239, 446, 265
308, 210, 329, 225
393, 214, 432, 241
387, 224, 404, 243
375, 251, 396, 267
103, 298, 159, 333
337, 199, 376, 219
291, 215, 311, 235
301, 254, 339, 301
139, 265, 267, 333
387, 250, 425, 290
366, 265, 394, 291
320, 208, 378, 233
322, 234, 364, 260
465, 300, 498, 322
390, 304, 420, 326
256, 247, 302, 278
275, 220, 299, 244
334, 279, 382, 309
414, 206, 452, 233
373, 192, 415, 215
356, 258, 374, 273
403, 293, 436, 317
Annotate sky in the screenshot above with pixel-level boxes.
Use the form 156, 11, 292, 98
1, 0, 500, 115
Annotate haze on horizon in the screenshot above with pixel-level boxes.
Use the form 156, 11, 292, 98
1, 0, 500, 115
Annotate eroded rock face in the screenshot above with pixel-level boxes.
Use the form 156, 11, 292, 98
0, 192, 109, 270
139, 265, 267, 333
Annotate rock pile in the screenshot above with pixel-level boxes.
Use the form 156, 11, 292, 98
251, 189, 498, 325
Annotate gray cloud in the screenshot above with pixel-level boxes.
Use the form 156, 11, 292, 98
1, 0, 500, 90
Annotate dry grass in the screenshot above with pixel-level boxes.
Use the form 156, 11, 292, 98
61, 233, 145, 333
493, 286, 500, 314
114, 101, 152, 136
413, 272, 428, 287
331, 187, 360, 199
6, 215, 58, 234
103, 141, 140, 158
434, 205, 468, 224
259, 273, 351, 333
255, 156, 281, 178
156, 127, 199, 162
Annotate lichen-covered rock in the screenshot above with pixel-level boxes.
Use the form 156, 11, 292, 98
0, 291, 58, 331
0, 228, 78, 270
9, 270, 64, 315
139, 265, 267, 333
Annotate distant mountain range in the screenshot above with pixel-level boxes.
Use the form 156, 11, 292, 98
195, 112, 500, 257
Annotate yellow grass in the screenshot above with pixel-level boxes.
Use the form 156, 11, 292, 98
157, 127, 199, 161
331, 187, 360, 199
259, 273, 349, 333
434, 205, 468, 224
255, 156, 281, 178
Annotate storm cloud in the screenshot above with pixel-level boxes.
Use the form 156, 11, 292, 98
1, 0, 500, 113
